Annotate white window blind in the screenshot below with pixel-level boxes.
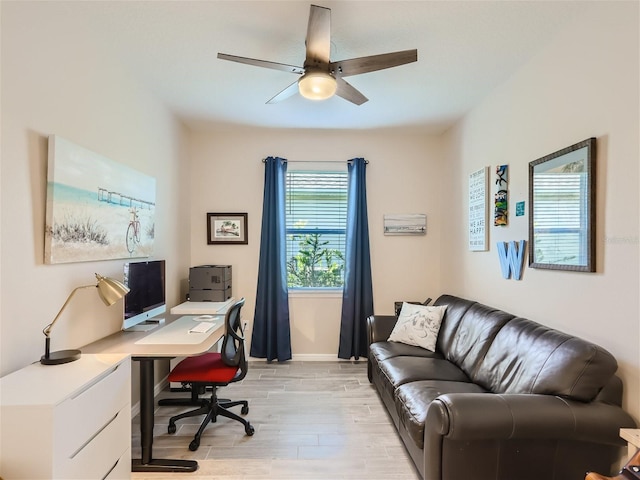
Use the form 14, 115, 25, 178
285, 170, 348, 288
532, 172, 587, 266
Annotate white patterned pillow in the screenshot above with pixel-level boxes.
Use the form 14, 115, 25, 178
388, 303, 447, 352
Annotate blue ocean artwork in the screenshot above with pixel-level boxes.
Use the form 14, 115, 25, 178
45, 135, 156, 264
49, 182, 99, 204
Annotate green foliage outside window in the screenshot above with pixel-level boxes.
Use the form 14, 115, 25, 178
287, 233, 344, 288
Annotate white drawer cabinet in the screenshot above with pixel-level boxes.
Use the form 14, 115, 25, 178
0, 354, 131, 480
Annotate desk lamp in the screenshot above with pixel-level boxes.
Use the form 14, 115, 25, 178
41, 273, 130, 365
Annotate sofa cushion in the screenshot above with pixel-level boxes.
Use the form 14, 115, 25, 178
441, 303, 514, 378
379, 356, 471, 402
433, 295, 476, 355
370, 341, 444, 364
396, 380, 487, 449
474, 317, 618, 401
388, 303, 448, 351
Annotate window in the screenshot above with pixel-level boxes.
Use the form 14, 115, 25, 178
532, 170, 588, 266
285, 169, 348, 288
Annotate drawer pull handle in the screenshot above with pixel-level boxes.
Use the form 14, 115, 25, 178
69, 411, 119, 459
102, 457, 120, 480
70, 364, 120, 400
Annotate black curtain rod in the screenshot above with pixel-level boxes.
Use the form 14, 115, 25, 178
262, 158, 369, 164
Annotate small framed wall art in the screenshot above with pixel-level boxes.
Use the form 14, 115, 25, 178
468, 166, 489, 251
383, 214, 426, 235
207, 213, 248, 245
494, 164, 508, 226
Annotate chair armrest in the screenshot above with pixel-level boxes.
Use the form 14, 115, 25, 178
426, 393, 636, 446
366, 315, 398, 346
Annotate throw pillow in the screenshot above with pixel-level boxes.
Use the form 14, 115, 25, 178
388, 303, 447, 352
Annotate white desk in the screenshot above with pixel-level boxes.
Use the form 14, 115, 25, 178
83, 314, 225, 473
170, 299, 234, 315
168, 301, 232, 387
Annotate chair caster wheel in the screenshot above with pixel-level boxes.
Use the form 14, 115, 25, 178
189, 439, 200, 451
241, 405, 249, 415
168, 423, 176, 434
245, 423, 255, 436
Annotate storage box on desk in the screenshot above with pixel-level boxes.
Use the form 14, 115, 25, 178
189, 265, 232, 289
188, 287, 232, 302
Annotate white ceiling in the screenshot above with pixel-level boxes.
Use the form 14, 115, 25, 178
71, 1, 586, 133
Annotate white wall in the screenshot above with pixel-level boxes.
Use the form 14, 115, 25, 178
0, 2, 190, 387
189, 127, 444, 358
441, 2, 640, 420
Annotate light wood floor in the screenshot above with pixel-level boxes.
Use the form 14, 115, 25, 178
131, 361, 420, 479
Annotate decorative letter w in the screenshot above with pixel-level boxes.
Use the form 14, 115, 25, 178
497, 240, 527, 280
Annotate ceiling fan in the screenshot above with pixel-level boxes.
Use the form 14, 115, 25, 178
217, 4, 418, 105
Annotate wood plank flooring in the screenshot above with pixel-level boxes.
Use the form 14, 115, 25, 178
131, 361, 420, 479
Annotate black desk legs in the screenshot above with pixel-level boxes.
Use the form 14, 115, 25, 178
131, 357, 198, 473
137, 358, 155, 465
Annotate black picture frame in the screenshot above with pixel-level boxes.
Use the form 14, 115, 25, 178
207, 213, 248, 245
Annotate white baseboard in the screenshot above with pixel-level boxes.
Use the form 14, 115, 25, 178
250, 354, 361, 362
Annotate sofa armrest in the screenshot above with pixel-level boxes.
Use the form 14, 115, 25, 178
366, 315, 398, 346
366, 315, 398, 383
423, 393, 636, 480
426, 393, 636, 445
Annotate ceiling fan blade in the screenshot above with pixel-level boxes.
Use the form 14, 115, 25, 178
266, 80, 300, 104
305, 5, 331, 66
331, 49, 417, 77
218, 53, 304, 75
335, 77, 368, 105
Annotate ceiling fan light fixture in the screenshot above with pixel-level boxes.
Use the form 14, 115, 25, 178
298, 71, 337, 101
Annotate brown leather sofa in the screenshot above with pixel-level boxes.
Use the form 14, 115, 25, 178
367, 294, 636, 480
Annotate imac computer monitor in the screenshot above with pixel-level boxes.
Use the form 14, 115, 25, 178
123, 259, 166, 330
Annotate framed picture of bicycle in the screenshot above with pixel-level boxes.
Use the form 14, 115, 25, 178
44, 135, 156, 264
207, 213, 248, 245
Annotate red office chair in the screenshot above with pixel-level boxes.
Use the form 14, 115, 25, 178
165, 297, 254, 451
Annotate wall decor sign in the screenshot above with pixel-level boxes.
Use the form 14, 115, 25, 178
529, 137, 596, 272
468, 167, 489, 251
207, 213, 248, 245
516, 201, 525, 217
383, 214, 426, 235
494, 164, 508, 226
45, 135, 156, 264
497, 240, 527, 280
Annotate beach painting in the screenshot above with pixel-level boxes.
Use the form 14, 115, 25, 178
383, 214, 426, 235
45, 135, 156, 264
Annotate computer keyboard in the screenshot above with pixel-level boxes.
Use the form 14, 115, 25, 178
188, 321, 215, 334
135, 315, 223, 345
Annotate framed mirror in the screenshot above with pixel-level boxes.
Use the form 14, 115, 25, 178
529, 138, 596, 272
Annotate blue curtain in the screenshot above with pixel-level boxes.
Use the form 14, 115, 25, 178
250, 157, 292, 362
338, 158, 374, 360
